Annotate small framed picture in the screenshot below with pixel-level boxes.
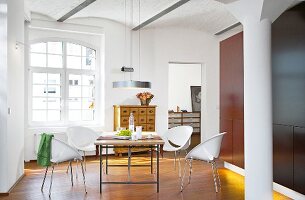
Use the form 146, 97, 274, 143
191, 86, 201, 112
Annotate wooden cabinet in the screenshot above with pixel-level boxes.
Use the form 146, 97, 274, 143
168, 112, 201, 149
113, 105, 157, 156
114, 105, 156, 131
219, 32, 244, 168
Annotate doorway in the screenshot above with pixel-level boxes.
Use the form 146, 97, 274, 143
168, 62, 202, 149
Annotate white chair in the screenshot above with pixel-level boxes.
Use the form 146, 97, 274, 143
67, 126, 99, 170
41, 138, 87, 197
180, 132, 226, 193
162, 126, 193, 177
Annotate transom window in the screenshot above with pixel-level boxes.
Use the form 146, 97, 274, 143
29, 41, 97, 124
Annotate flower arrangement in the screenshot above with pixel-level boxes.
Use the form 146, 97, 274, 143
136, 92, 154, 105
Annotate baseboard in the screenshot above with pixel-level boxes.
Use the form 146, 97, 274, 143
224, 162, 305, 200
0, 173, 25, 196
0, 193, 9, 197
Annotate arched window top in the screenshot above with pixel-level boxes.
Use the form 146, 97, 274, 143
30, 41, 96, 70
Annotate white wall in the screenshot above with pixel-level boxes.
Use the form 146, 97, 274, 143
24, 16, 221, 160
168, 63, 202, 111
0, 0, 24, 193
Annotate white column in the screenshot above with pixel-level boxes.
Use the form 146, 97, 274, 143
243, 18, 273, 200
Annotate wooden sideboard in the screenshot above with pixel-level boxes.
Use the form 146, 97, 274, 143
168, 112, 201, 149
113, 105, 156, 131
113, 105, 157, 156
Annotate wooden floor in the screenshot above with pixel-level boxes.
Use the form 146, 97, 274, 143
1, 153, 289, 200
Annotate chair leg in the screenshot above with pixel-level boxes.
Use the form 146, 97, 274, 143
174, 151, 177, 170
178, 151, 182, 178
80, 160, 87, 194
211, 161, 219, 193
48, 165, 55, 197
83, 151, 87, 171
66, 163, 69, 173
214, 161, 221, 189
69, 161, 73, 186
41, 166, 48, 191
188, 159, 193, 184
180, 159, 188, 192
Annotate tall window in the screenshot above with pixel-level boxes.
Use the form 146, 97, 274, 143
29, 41, 97, 124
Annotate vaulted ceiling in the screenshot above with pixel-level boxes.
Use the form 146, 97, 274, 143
26, 0, 239, 34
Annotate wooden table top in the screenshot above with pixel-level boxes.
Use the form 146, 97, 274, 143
94, 136, 164, 146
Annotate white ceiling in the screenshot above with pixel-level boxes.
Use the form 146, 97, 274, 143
26, 0, 239, 34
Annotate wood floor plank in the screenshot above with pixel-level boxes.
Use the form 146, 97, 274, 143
0, 153, 289, 200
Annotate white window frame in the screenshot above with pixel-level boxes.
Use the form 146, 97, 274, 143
28, 38, 101, 127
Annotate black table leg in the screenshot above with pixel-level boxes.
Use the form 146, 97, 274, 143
150, 146, 153, 174
100, 145, 103, 193
157, 144, 160, 193
106, 145, 108, 174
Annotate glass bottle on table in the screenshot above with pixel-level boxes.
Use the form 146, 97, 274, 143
129, 112, 135, 132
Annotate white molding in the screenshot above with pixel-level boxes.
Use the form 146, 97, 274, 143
224, 162, 305, 200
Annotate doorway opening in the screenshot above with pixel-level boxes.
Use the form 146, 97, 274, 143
168, 62, 202, 149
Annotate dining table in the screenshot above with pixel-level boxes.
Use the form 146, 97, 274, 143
94, 133, 164, 193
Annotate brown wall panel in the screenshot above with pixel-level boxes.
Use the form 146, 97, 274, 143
220, 32, 244, 167
273, 124, 294, 189
294, 127, 305, 194
220, 119, 233, 163
232, 120, 244, 168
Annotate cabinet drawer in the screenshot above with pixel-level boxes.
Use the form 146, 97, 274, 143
147, 124, 155, 131
168, 113, 182, 118
121, 107, 130, 116
183, 118, 200, 123
147, 115, 155, 124
138, 115, 147, 123
133, 117, 138, 124
139, 108, 147, 115
168, 118, 181, 123
120, 116, 129, 125
142, 125, 147, 131
147, 108, 155, 115
130, 108, 139, 115
183, 113, 200, 118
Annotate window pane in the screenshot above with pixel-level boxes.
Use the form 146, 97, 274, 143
82, 98, 95, 110
69, 86, 81, 97
32, 110, 47, 121
32, 98, 47, 109
82, 110, 94, 121
82, 75, 94, 86
69, 74, 82, 86
48, 42, 62, 54
31, 43, 46, 53
82, 57, 95, 70
69, 110, 81, 121
67, 56, 81, 69
67, 43, 81, 56
31, 53, 46, 67
82, 46, 95, 58
82, 86, 94, 98
68, 98, 81, 109
47, 86, 61, 97
33, 85, 47, 97
33, 73, 47, 84
48, 55, 63, 68
48, 110, 61, 121
48, 98, 61, 109
48, 73, 61, 85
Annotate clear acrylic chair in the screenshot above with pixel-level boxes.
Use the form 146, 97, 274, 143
41, 138, 87, 197
162, 126, 193, 177
180, 132, 226, 192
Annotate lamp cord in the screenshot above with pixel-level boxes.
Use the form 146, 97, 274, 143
138, 0, 141, 81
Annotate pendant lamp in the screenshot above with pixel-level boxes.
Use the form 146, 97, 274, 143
112, 0, 151, 89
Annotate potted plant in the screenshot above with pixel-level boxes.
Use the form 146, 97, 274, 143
136, 92, 154, 106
